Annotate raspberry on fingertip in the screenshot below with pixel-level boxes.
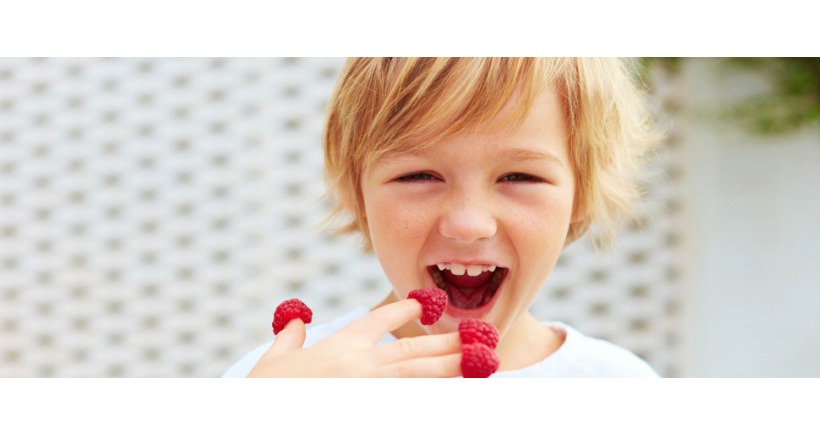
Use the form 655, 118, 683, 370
407, 288, 448, 325
272, 298, 313, 335
458, 319, 499, 349
461, 343, 500, 378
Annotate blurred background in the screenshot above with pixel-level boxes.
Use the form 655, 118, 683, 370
0, 58, 817, 377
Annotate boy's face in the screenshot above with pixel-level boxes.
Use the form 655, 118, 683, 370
360, 87, 576, 337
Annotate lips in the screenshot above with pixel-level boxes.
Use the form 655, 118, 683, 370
428, 264, 507, 311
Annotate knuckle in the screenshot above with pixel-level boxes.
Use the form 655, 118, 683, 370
390, 362, 413, 378
396, 337, 417, 357
363, 310, 389, 327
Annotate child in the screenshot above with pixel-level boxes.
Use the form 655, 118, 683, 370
224, 58, 660, 377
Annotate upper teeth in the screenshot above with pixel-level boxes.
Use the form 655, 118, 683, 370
436, 263, 496, 277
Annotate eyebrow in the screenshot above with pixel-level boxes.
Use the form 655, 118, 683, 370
376, 146, 566, 169
499, 147, 565, 168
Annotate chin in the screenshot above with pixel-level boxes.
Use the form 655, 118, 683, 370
430, 286, 508, 338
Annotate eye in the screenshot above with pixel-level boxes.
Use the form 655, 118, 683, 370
395, 172, 438, 183
499, 173, 545, 183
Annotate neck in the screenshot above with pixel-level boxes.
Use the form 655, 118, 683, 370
495, 312, 563, 371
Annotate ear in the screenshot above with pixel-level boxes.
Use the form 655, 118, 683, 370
571, 207, 585, 225
570, 195, 586, 225
336, 180, 360, 217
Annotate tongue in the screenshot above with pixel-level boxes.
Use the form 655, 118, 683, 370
442, 270, 496, 309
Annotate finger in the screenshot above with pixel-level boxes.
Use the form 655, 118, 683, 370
265, 319, 307, 358
375, 353, 462, 378
342, 298, 423, 344
374, 332, 461, 365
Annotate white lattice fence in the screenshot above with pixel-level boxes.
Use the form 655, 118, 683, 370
0, 58, 684, 377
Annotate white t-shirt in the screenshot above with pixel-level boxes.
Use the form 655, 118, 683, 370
222, 306, 660, 378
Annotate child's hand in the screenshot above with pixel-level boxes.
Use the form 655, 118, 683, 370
247, 298, 462, 377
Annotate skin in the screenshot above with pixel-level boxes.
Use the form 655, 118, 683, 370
249, 299, 463, 377
249, 86, 576, 376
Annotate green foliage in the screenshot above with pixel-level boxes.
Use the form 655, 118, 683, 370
722, 58, 820, 135
644, 57, 820, 136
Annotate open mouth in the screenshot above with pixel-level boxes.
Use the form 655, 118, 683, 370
428, 263, 507, 310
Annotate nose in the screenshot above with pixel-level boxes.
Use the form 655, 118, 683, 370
438, 192, 498, 243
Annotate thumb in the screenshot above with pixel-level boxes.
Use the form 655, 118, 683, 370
265, 319, 307, 358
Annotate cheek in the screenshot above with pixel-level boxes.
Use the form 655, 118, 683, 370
365, 193, 427, 253
364, 193, 433, 292
512, 190, 573, 233
509, 195, 574, 275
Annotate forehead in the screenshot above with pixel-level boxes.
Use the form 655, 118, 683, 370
375, 86, 569, 167
370, 81, 565, 168
352, 58, 565, 163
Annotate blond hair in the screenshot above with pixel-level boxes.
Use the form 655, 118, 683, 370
323, 58, 659, 251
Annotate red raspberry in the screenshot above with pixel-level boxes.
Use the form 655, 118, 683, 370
458, 319, 499, 349
461, 343, 500, 378
407, 288, 448, 325
272, 298, 313, 335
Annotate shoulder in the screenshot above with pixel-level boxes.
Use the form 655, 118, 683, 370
551, 322, 660, 377
497, 322, 660, 378
221, 306, 372, 378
